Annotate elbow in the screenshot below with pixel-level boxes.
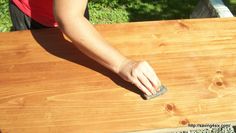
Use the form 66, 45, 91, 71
53, 4, 69, 29
53, 7, 72, 29
54, 11, 84, 30
53, 0, 88, 30
54, 13, 70, 30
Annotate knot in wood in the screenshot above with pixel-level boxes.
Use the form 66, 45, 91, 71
165, 103, 175, 112
179, 118, 189, 125
215, 81, 223, 86
216, 70, 222, 74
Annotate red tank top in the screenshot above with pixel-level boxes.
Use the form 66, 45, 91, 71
12, 0, 58, 27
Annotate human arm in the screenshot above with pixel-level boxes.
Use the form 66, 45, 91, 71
53, 0, 161, 96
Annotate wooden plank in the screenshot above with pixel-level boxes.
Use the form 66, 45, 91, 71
191, 0, 234, 18
129, 121, 236, 133
0, 18, 236, 133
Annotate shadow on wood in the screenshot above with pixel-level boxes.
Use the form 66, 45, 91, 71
30, 28, 144, 97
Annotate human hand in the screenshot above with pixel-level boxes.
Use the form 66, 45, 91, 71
117, 59, 161, 96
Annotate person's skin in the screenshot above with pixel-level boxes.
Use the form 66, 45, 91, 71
53, 0, 161, 96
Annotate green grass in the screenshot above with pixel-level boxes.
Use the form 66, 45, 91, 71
1, 0, 236, 32
225, 0, 236, 15
88, 2, 129, 24
0, 0, 12, 32
89, 0, 198, 24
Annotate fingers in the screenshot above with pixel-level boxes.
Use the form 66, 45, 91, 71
132, 78, 152, 96
142, 62, 161, 91
131, 61, 161, 95
137, 72, 157, 94
117, 59, 161, 96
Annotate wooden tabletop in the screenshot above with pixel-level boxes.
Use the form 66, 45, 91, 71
1, 18, 236, 133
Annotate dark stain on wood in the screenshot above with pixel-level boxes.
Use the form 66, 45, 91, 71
215, 81, 223, 86
178, 22, 189, 30
165, 103, 175, 112
179, 118, 190, 125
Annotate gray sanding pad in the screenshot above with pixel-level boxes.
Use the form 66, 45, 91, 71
143, 85, 167, 100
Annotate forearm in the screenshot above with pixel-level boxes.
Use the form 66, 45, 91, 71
53, 0, 161, 96
57, 16, 128, 73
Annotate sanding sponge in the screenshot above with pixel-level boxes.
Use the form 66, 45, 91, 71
143, 85, 167, 100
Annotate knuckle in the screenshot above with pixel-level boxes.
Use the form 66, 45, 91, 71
127, 75, 135, 83
134, 63, 141, 69
137, 61, 149, 69
131, 68, 139, 77
136, 63, 144, 70
141, 61, 149, 65
131, 80, 138, 86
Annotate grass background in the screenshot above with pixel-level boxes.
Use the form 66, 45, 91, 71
0, 0, 236, 32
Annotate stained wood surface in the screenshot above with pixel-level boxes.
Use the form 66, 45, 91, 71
1, 18, 236, 133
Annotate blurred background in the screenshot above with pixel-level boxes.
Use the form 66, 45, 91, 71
0, 0, 235, 32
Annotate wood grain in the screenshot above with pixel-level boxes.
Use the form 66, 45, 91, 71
1, 18, 236, 133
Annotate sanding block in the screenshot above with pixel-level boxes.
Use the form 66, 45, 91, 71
142, 85, 167, 100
